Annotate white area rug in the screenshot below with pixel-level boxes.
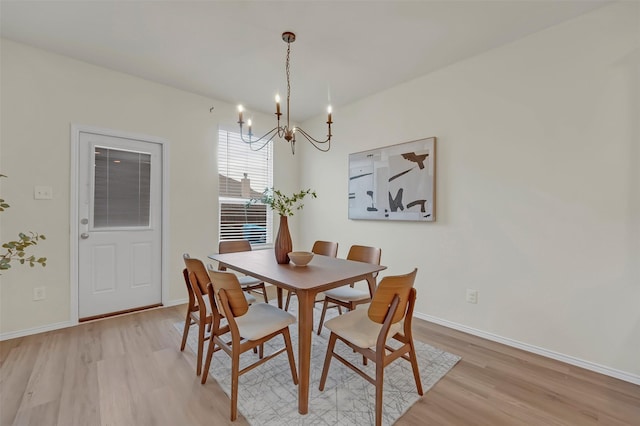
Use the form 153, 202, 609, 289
177, 299, 460, 425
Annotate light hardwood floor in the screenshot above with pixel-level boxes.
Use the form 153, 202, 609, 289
1, 304, 638, 425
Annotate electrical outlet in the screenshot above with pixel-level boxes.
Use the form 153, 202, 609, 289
33, 287, 46, 301
466, 289, 478, 304
34, 186, 53, 200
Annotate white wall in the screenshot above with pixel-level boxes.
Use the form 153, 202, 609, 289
298, 2, 639, 378
0, 39, 297, 334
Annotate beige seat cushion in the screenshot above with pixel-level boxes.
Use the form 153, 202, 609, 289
324, 308, 402, 349
238, 276, 263, 287
323, 286, 370, 302
235, 303, 296, 341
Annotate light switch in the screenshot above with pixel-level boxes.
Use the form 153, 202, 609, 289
34, 186, 53, 200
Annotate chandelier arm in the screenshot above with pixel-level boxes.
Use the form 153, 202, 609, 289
238, 126, 280, 150
249, 138, 275, 152
294, 127, 332, 152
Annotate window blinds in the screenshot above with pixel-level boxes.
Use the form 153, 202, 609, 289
218, 130, 273, 245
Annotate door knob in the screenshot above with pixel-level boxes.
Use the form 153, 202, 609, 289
80, 233, 90, 239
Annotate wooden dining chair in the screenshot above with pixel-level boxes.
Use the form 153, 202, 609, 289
181, 254, 255, 376
316, 244, 381, 335
318, 268, 423, 426
284, 240, 339, 311
200, 270, 299, 421
218, 240, 269, 303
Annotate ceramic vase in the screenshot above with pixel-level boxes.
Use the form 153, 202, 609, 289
274, 215, 292, 264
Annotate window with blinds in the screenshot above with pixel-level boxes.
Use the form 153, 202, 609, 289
218, 129, 273, 246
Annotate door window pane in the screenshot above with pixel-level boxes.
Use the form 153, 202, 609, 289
94, 147, 151, 228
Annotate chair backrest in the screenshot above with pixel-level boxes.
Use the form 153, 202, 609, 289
312, 240, 338, 257
368, 268, 418, 325
219, 239, 253, 254
218, 240, 253, 272
209, 270, 249, 318
183, 254, 211, 295
182, 267, 196, 309
346, 245, 381, 266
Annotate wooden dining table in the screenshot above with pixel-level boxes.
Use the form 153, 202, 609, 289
208, 249, 386, 415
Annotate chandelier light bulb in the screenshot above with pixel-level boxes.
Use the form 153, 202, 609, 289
237, 105, 244, 124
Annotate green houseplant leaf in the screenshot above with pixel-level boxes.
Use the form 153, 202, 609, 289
0, 174, 47, 272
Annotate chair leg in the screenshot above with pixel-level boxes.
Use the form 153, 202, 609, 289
284, 290, 293, 311
282, 328, 299, 384
260, 283, 269, 303
180, 315, 191, 351
319, 332, 338, 391
375, 361, 384, 426
230, 351, 240, 421
317, 299, 330, 335
196, 321, 205, 376
408, 340, 424, 395
201, 338, 216, 385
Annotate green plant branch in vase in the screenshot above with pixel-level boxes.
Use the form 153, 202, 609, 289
0, 174, 47, 271
252, 188, 317, 217
249, 188, 317, 263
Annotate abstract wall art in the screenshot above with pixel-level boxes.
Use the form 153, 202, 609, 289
348, 137, 436, 221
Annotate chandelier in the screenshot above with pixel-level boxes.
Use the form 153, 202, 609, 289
236, 31, 332, 154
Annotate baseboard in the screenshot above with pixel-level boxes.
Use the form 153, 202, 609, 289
0, 320, 74, 341
414, 312, 640, 386
163, 297, 188, 307
0, 298, 188, 341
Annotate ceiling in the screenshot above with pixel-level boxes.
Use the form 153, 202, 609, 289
1, 1, 609, 122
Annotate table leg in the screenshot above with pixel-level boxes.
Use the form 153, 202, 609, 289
276, 287, 283, 309
296, 289, 317, 414
366, 273, 377, 298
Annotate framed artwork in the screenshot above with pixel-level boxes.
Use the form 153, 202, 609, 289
348, 137, 436, 221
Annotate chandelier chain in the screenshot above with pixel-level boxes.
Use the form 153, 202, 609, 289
286, 41, 291, 130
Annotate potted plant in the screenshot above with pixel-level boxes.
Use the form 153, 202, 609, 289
1, 174, 47, 272
250, 188, 316, 263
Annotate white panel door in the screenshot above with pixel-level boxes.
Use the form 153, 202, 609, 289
78, 131, 162, 319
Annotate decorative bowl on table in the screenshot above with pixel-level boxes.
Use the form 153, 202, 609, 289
288, 251, 314, 266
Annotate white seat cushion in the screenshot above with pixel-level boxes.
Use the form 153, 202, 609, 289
235, 303, 296, 341
324, 308, 402, 349
238, 276, 263, 287
244, 292, 257, 304
323, 286, 370, 302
